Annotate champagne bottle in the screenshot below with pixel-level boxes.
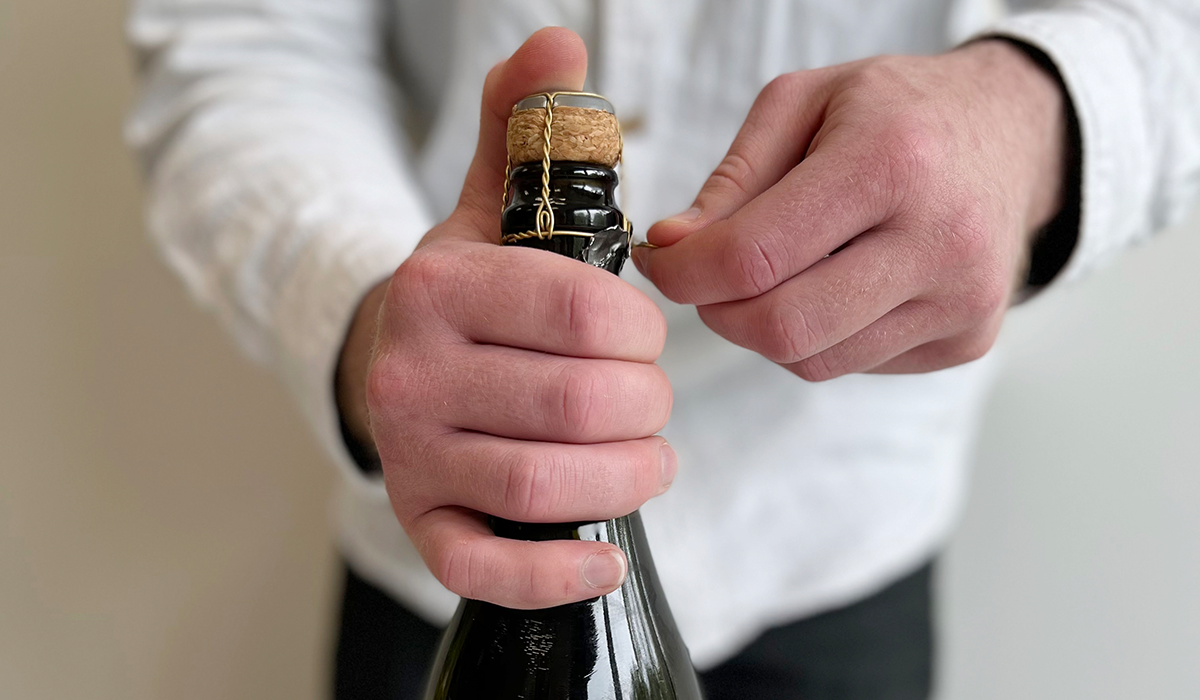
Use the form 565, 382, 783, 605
423, 92, 703, 699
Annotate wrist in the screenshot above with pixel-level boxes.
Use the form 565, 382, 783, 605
957, 39, 1068, 233
975, 38, 1083, 294
335, 279, 389, 467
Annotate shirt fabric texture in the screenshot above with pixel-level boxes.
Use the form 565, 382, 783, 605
125, 0, 1200, 668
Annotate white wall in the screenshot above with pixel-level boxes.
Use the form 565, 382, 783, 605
1, 1, 1197, 698
940, 209, 1200, 699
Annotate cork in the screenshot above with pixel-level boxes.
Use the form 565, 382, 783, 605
507, 103, 621, 168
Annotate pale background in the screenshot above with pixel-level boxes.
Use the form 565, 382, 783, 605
1, 1, 1197, 699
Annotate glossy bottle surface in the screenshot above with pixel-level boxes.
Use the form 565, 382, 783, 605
500, 161, 631, 274
425, 515, 702, 699
423, 160, 702, 699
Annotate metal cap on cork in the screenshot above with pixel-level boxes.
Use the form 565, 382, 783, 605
506, 92, 622, 168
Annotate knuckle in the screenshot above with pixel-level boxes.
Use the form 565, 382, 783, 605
364, 352, 427, 426
390, 249, 456, 317
655, 277, 694, 306
852, 58, 906, 90
955, 341, 990, 365
791, 351, 842, 383
434, 539, 482, 599
759, 72, 797, 103
548, 364, 610, 441
394, 250, 449, 295
503, 453, 568, 522
550, 275, 610, 355
727, 235, 781, 298
763, 300, 824, 364
706, 151, 756, 201
878, 114, 940, 192
762, 71, 806, 102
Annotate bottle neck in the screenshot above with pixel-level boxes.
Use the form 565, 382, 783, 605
490, 516, 630, 542
503, 161, 621, 233
501, 161, 628, 274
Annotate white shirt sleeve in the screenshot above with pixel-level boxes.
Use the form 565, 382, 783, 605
986, 0, 1200, 284
125, 0, 432, 496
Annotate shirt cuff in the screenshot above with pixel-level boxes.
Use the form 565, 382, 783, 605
981, 8, 1154, 286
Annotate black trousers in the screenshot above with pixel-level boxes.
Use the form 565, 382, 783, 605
334, 561, 934, 700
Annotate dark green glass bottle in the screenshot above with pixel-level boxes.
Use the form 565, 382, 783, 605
422, 93, 703, 700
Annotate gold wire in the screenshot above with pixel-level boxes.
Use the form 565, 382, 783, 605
534, 95, 555, 237
501, 157, 511, 214
500, 91, 633, 246
615, 117, 633, 248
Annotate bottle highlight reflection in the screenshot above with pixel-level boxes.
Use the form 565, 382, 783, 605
423, 92, 702, 699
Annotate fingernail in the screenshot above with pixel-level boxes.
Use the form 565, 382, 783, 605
664, 206, 701, 225
659, 442, 677, 493
582, 550, 627, 590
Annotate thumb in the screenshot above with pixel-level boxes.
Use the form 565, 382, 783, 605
643, 69, 837, 248
447, 27, 588, 242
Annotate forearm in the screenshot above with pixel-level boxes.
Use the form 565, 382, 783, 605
127, 0, 433, 485
957, 38, 1079, 294
957, 40, 1067, 233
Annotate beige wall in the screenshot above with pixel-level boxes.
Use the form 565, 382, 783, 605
941, 204, 1200, 699
1, 2, 336, 699
2, 1, 1198, 699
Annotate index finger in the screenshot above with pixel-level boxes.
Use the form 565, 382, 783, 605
633, 143, 895, 306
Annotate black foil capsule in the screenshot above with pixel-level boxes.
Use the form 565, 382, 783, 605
501, 160, 631, 275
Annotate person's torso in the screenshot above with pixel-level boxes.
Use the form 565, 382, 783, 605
342, 0, 1006, 667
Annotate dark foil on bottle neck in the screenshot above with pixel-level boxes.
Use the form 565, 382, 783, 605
490, 517, 597, 542
501, 161, 630, 275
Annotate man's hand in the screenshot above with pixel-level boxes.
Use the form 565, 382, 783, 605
635, 40, 1066, 379
336, 29, 673, 609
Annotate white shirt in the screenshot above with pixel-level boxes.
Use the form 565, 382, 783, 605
125, 0, 1200, 668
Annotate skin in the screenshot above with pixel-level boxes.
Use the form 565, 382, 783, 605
337, 29, 1065, 609
341, 28, 672, 610
634, 40, 1066, 378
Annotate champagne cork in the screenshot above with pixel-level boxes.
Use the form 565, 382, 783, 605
506, 93, 622, 168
